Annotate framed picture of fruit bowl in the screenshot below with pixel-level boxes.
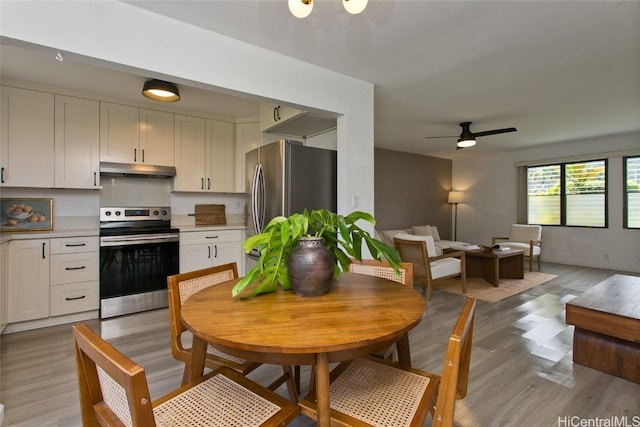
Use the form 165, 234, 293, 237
1, 198, 53, 232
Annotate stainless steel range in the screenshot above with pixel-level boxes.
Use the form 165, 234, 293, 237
99, 207, 179, 319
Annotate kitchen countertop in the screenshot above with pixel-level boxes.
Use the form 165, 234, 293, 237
176, 223, 246, 232
1, 216, 99, 243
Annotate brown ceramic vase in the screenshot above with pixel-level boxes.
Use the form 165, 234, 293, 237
288, 237, 335, 297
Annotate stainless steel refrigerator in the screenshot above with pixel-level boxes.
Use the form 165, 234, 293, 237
246, 140, 337, 240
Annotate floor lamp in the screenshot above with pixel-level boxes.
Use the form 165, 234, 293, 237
448, 191, 465, 241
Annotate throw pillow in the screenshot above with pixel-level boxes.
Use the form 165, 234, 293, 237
412, 225, 432, 236
394, 232, 438, 257
430, 226, 441, 241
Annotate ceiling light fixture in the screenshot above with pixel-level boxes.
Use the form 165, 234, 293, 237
456, 125, 476, 148
142, 79, 180, 102
288, 0, 368, 18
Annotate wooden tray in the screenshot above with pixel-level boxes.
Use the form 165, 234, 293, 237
194, 204, 226, 225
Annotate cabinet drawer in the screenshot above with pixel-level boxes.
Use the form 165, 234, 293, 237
180, 230, 242, 245
50, 252, 99, 285
50, 237, 98, 254
50, 281, 99, 316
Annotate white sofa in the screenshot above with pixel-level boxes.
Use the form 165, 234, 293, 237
375, 225, 478, 256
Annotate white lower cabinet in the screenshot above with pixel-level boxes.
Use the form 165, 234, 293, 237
179, 230, 242, 273
1, 241, 9, 332
49, 237, 99, 316
8, 239, 50, 323
7, 236, 98, 325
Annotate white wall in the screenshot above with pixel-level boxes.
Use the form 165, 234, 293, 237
453, 132, 640, 273
0, 1, 374, 226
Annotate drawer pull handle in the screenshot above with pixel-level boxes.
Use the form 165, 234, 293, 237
205, 236, 219, 239
65, 295, 86, 301
65, 243, 87, 247
65, 266, 87, 271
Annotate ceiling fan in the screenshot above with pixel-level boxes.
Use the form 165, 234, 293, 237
425, 122, 517, 149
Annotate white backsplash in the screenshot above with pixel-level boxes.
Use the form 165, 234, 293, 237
100, 176, 171, 207
1, 177, 249, 226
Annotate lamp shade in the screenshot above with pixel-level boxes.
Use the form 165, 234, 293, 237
448, 191, 465, 204
142, 79, 180, 102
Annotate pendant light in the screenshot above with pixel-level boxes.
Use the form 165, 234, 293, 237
142, 79, 180, 102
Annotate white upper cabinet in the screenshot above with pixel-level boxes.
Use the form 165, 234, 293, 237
174, 114, 206, 191
174, 114, 234, 192
206, 119, 234, 192
0, 86, 55, 188
260, 103, 303, 132
100, 102, 174, 166
140, 108, 175, 166
234, 122, 260, 193
54, 95, 100, 189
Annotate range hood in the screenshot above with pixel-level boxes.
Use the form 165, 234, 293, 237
100, 162, 176, 178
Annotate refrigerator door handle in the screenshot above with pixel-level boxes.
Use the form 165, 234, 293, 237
251, 164, 260, 235
256, 163, 266, 233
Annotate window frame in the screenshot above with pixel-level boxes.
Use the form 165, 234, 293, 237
526, 159, 608, 228
624, 156, 640, 229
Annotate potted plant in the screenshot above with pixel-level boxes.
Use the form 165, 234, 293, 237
232, 209, 402, 297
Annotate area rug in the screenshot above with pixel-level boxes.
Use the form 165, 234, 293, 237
432, 272, 558, 302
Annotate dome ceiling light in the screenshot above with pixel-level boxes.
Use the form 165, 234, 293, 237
142, 79, 180, 102
288, 0, 368, 18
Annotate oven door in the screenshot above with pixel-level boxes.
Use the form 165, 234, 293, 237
99, 233, 179, 319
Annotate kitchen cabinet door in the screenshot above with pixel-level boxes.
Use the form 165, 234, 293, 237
100, 102, 139, 164
54, 95, 100, 189
212, 241, 242, 268
234, 122, 260, 193
179, 230, 243, 273
0, 86, 55, 188
140, 108, 175, 166
0, 241, 8, 332
174, 114, 206, 191
260, 103, 303, 132
179, 243, 212, 273
8, 239, 50, 323
205, 119, 234, 192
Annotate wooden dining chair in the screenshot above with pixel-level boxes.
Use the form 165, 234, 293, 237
167, 263, 298, 401
72, 322, 299, 427
299, 296, 477, 427
348, 258, 414, 361
394, 236, 466, 301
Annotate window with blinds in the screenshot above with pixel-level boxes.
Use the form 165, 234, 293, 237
527, 160, 607, 227
625, 156, 640, 229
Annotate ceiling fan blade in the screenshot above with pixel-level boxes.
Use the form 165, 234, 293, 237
474, 127, 517, 138
424, 135, 457, 139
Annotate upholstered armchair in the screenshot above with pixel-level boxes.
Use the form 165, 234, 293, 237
394, 233, 466, 301
492, 224, 542, 272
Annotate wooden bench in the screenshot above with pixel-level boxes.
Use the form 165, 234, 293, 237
565, 274, 640, 383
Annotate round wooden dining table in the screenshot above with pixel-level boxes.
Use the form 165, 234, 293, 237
181, 271, 426, 427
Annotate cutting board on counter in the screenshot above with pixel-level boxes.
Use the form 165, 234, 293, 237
194, 204, 226, 225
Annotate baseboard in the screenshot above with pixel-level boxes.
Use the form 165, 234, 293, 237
2, 310, 98, 334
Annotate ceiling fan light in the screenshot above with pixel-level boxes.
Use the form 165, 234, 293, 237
457, 138, 476, 148
142, 79, 180, 102
289, 0, 313, 18
343, 0, 368, 14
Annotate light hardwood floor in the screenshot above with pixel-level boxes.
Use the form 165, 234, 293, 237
1, 262, 639, 426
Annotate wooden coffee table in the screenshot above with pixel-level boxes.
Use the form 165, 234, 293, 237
464, 248, 524, 286
565, 274, 640, 383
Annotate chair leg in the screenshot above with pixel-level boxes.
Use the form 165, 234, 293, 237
537, 254, 541, 270
282, 365, 298, 403
529, 255, 533, 272
180, 364, 190, 386
426, 281, 432, 301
